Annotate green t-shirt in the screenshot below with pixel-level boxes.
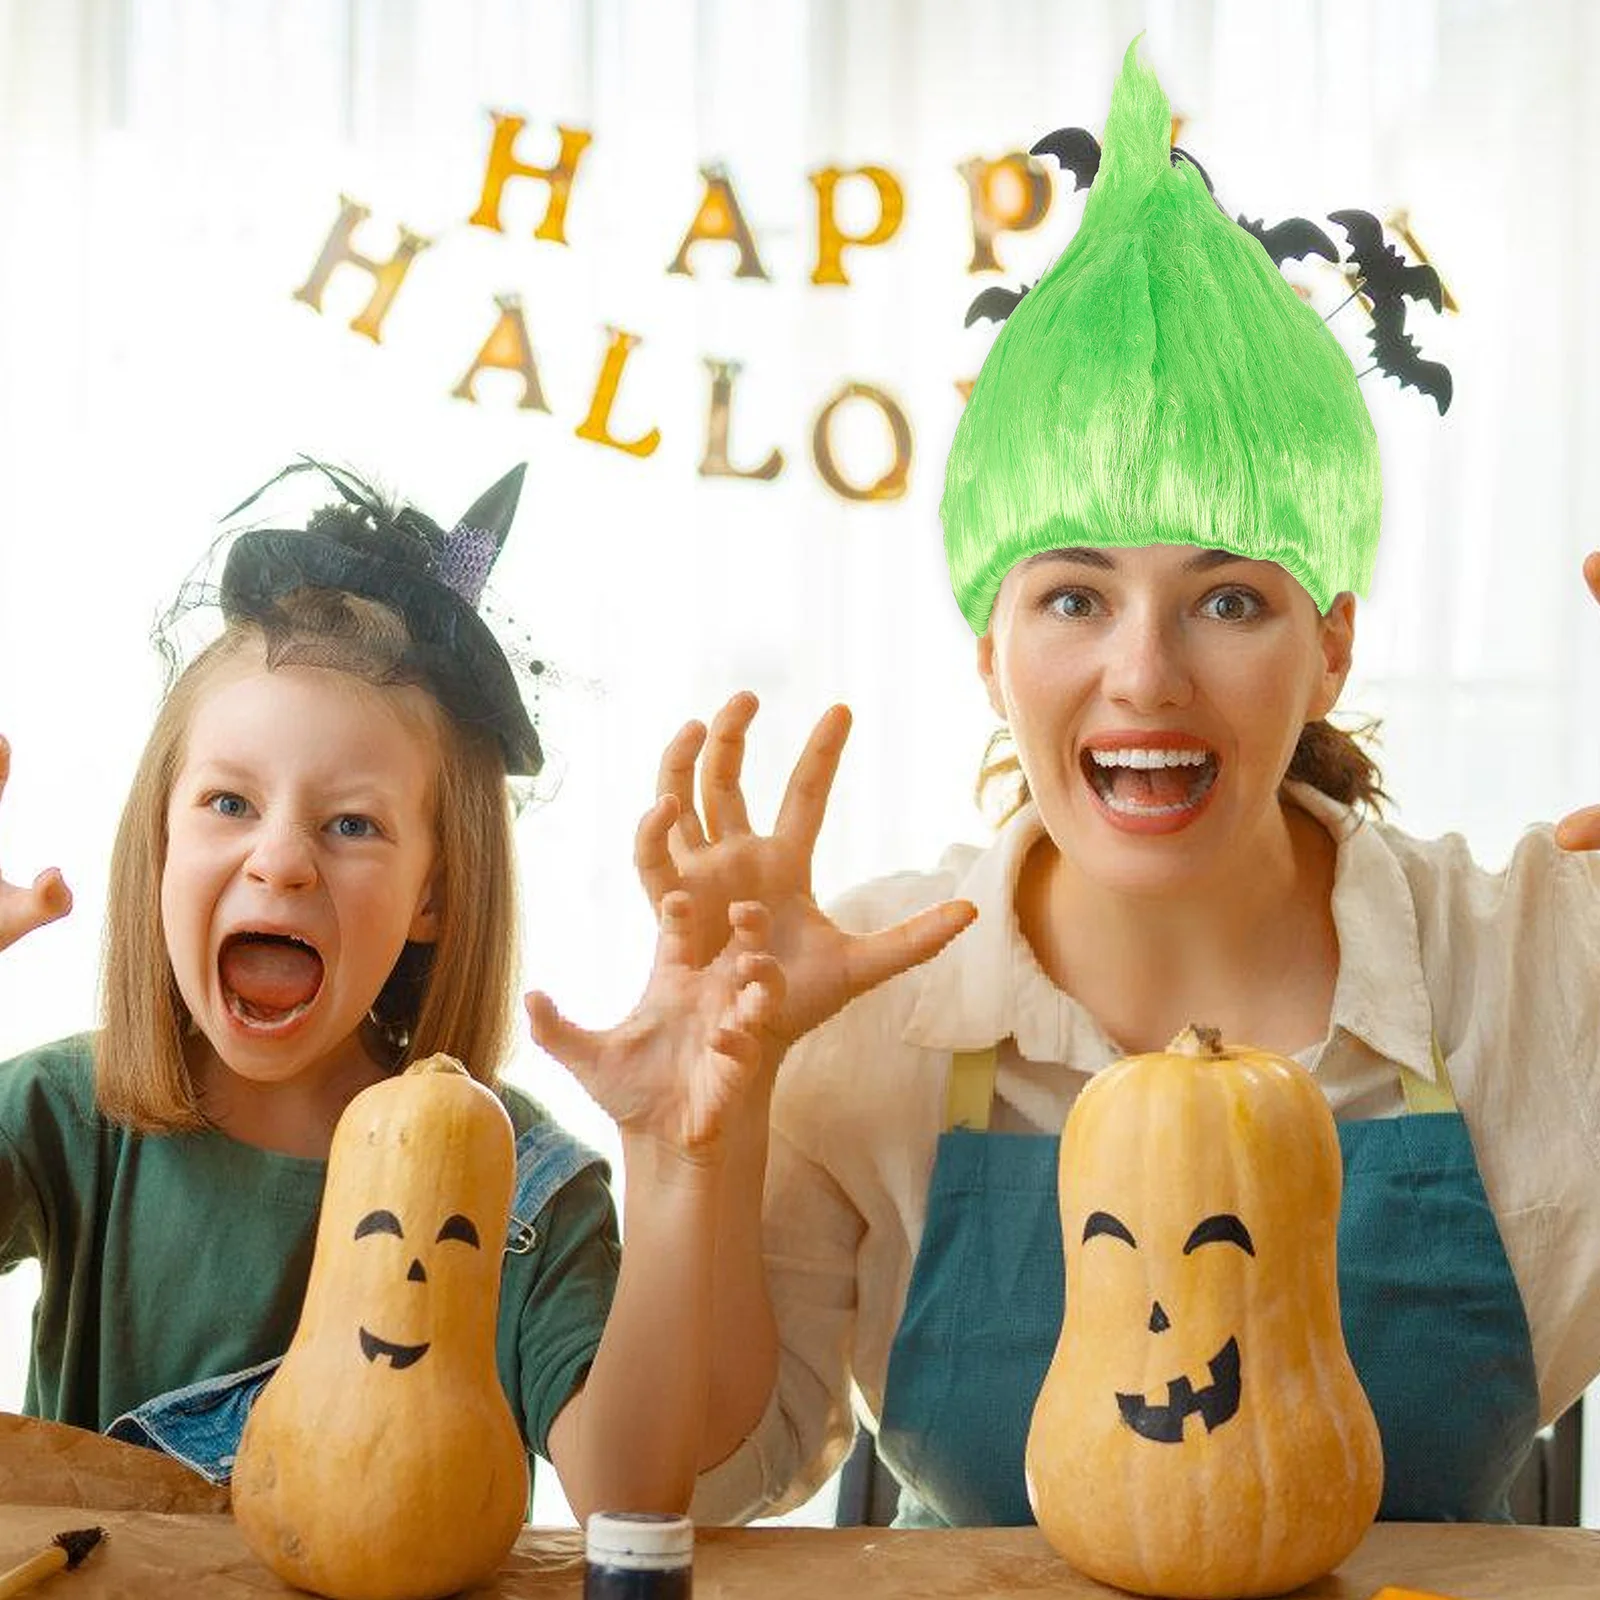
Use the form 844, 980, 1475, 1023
0, 1035, 619, 1462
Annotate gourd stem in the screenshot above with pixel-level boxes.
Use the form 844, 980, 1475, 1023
404, 1052, 469, 1079
1167, 1024, 1225, 1057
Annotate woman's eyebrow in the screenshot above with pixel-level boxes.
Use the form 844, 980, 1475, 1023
1020, 547, 1247, 573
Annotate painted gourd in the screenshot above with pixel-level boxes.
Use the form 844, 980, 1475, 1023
1026, 1025, 1383, 1599
232, 1054, 528, 1600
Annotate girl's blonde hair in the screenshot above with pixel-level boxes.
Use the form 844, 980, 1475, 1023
977, 715, 1390, 830
97, 590, 517, 1132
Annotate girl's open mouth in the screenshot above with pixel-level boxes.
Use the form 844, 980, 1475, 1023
1081, 748, 1220, 821
218, 932, 325, 1031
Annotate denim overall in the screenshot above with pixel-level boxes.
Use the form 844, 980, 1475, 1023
875, 1038, 1540, 1526
108, 1116, 601, 1483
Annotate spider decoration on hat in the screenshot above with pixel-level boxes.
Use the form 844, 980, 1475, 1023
965, 125, 1452, 415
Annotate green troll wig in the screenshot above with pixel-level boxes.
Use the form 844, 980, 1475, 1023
942, 40, 1381, 633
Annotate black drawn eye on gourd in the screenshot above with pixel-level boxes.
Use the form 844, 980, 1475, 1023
354, 1209, 403, 1240
435, 1214, 480, 1248
1082, 1210, 1137, 1247
1183, 1214, 1255, 1256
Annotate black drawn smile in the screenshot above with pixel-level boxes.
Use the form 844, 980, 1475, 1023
358, 1327, 430, 1370
1116, 1336, 1241, 1442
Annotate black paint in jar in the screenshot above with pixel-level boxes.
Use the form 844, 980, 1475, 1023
584, 1510, 693, 1600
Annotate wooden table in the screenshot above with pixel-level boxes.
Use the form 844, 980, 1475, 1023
0, 1510, 1591, 1598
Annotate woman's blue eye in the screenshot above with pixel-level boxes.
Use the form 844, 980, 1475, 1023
209, 793, 249, 819
332, 815, 380, 839
1047, 588, 1098, 619
1203, 588, 1265, 622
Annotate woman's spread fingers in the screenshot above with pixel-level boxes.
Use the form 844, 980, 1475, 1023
656, 720, 708, 850
701, 693, 758, 840
845, 899, 978, 998
774, 705, 851, 856
655, 889, 700, 970
634, 794, 684, 903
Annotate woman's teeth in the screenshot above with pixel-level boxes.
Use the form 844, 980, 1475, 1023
1086, 749, 1219, 815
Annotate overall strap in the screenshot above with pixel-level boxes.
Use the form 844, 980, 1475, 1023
944, 1047, 999, 1132
1399, 1032, 1459, 1115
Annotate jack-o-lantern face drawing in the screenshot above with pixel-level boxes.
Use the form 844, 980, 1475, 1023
1025, 1027, 1384, 1599
350, 1206, 485, 1369
1080, 1206, 1254, 1442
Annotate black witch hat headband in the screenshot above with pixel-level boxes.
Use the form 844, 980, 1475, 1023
215, 459, 544, 775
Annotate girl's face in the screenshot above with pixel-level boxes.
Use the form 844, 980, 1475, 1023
979, 544, 1354, 891
160, 653, 441, 1098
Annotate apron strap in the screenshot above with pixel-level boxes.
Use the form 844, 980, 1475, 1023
944, 1047, 999, 1132
945, 1036, 1457, 1125
1399, 1032, 1459, 1115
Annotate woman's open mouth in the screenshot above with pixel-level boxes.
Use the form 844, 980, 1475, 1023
1081, 746, 1220, 826
218, 932, 326, 1032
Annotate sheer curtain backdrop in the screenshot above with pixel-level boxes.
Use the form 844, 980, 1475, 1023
0, 0, 1596, 1527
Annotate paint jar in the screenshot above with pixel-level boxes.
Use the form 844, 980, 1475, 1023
583, 1511, 693, 1600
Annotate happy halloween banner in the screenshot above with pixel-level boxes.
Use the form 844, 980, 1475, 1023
292, 112, 1449, 504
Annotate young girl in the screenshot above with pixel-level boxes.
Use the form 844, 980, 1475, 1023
0, 461, 786, 1520
585, 45, 1600, 1527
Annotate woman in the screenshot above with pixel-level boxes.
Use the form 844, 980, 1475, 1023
540, 43, 1600, 1528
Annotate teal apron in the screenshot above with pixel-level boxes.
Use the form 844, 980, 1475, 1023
875, 1039, 1540, 1527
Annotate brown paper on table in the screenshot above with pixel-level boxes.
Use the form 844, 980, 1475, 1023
0, 1413, 229, 1514
0, 1512, 1590, 1599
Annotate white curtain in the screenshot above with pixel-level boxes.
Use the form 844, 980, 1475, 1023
1, 0, 1596, 1527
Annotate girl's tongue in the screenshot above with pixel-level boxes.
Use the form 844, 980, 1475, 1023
220, 935, 323, 1016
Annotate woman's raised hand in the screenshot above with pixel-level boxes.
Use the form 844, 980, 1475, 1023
635, 693, 976, 1062
526, 895, 785, 1160
0, 736, 71, 954
1556, 553, 1600, 852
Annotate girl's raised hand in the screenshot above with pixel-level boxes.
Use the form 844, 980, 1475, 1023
526, 895, 785, 1161
0, 736, 72, 954
637, 693, 976, 1061
1556, 553, 1600, 852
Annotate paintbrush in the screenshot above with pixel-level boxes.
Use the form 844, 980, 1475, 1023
0, 1528, 106, 1597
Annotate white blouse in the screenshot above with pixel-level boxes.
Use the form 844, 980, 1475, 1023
690, 782, 1600, 1523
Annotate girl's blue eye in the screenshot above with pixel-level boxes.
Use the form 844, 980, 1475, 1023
332, 815, 380, 839
209, 793, 249, 819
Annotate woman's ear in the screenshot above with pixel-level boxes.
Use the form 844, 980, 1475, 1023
1310, 593, 1357, 720
977, 630, 1007, 721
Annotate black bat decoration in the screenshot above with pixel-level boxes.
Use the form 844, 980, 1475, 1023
965, 283, 1032, 327
1029, 126, 1102, 189
974, 140, 1452, 413
1328, 209, 1451, 412
1237, 215, 1339, 266
1328, 209, 1443, 312
1170, 145, 1217, 196
1364, 298, 1453, 414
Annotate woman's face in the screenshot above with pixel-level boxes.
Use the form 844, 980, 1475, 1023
979, 544, 1354, 890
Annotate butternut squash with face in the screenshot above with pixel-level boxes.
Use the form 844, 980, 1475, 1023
1026, 1026, 1383, 1599
232, 1054, 528, 1600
